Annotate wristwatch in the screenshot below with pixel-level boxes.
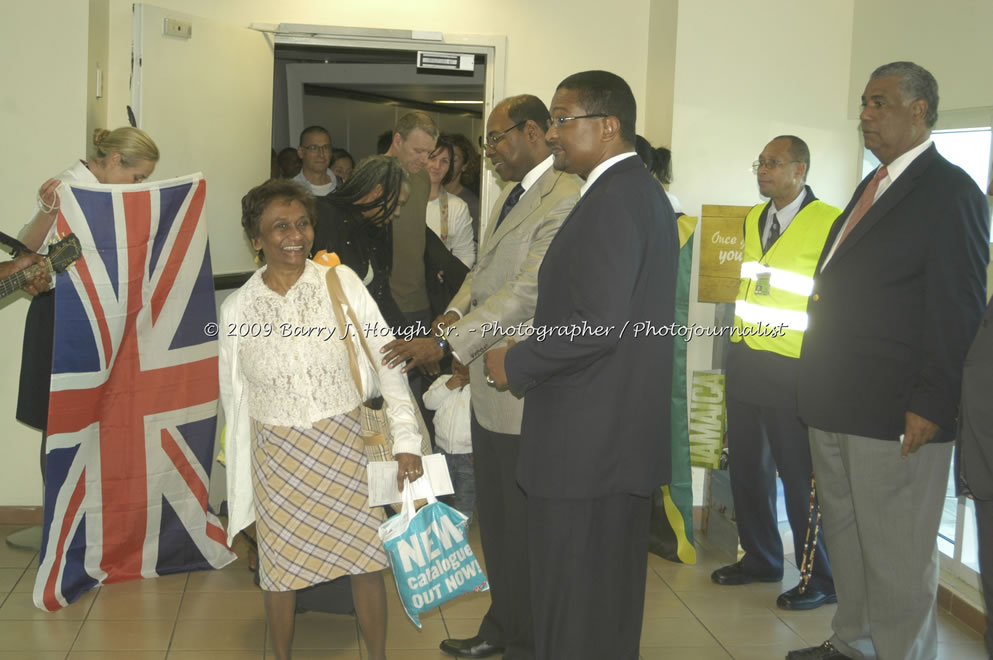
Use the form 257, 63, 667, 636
434, 335, 451, 356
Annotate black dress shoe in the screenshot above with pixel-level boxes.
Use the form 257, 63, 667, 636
439, 635, 504, 659
710, 561, 782, 585
777, 583, 838, 610
786, 640, 852, 659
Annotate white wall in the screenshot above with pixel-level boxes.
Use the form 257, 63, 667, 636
848, 0, 993, 120
668, 0, 859, 388
645, 0, 678, 150
103, 0, 653, 135
0, 0, 90, 506
87, 0, 110, 138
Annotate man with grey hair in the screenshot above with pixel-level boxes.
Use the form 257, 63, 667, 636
790, 62, 989, 660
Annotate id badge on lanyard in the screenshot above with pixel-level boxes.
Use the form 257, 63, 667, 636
754, 271, 772, 296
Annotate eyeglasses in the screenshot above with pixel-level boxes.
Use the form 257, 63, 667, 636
551, 113, 608, 126
479, 121, 526, 149
302, 144, 332, 153
751, 159, 800, 174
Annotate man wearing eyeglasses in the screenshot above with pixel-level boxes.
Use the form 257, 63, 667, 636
483, 71, 677, 660
711, 136, 839, 611
293, 125, 340, 197
371, 94, 579, 660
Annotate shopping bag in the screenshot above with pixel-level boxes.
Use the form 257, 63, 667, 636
378, 478, 488, 628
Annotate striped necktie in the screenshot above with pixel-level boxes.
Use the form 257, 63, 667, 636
765, 213, 780, 251
495, 183, 525, 229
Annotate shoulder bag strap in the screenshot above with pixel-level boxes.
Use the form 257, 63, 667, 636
438, 190, 449, 243
325, 267, 379, 396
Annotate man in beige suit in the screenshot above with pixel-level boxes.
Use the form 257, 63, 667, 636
381, 95, 579, 659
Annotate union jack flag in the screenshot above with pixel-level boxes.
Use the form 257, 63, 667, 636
35, 173, 235, 611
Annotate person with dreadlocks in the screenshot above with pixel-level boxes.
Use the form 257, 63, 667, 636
311, 155, 410, 330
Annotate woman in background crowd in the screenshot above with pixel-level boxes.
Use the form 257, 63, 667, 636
443, 133, 481, 243
636, 134, 682, 214
331, 148, 355, 182
426, 136, 475, 269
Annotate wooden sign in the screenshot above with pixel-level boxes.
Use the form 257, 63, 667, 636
698, 204, 751, 303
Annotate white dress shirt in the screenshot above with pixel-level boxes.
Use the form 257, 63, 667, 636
426, 192, 476, 268
579, 152, 638, 197
822, 139, 933, 267
761, 187, 808, 249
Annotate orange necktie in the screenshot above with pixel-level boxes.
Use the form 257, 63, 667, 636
836, 165, 888, 247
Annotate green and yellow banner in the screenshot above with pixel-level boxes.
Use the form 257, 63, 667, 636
649, 214, 698, 565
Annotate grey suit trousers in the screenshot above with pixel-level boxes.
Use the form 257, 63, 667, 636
808, 427, 951, 660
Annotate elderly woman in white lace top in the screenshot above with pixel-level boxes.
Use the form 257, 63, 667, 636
219, 179, 424, 660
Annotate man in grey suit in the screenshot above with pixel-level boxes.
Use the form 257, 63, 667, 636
381, 94, 580, 659
958, 176, 993, 657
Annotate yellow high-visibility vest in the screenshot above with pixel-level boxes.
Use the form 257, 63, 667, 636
732, 198, 840, 358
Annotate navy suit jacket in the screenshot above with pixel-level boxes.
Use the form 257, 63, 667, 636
504, 155, 678, 498
797, 144, 989, 442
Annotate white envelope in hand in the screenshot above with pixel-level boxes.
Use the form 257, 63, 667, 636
366, 454, 454, 507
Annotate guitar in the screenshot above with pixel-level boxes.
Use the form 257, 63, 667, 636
0, 234, 82, 300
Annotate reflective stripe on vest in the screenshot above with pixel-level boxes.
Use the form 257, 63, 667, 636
739, 261, 815, 297
734, 300, 808, 331
732, 198, 840, 358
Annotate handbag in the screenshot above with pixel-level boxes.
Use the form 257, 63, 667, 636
323, 266, 432, 461
378, 477, 488, 628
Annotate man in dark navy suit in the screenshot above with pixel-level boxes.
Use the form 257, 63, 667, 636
790, 62, 990, 660
485, 70, 678, 660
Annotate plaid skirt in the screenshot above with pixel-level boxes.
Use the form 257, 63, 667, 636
251, 408, 388, 592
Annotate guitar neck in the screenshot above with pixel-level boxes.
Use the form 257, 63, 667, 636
0, 263, 49, 298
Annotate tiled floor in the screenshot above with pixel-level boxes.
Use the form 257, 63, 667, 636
0, 523, 986, 659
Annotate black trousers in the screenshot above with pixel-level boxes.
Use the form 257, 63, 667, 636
528, 492, 650, 660
471, 413, 534, 659
17, 290, 54, 432
726, 397, 833, 589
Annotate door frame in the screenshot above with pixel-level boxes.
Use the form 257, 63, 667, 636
257, 25, 506, 238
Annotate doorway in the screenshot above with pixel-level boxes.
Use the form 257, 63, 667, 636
273, 44, 485, 164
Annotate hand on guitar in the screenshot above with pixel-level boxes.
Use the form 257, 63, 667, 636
0, 254, 50, 296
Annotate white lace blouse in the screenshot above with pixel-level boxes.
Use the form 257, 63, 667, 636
219, 260, 424, 543
236, 264, 361, 427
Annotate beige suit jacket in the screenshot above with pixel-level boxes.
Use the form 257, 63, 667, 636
447, 165, 580, 434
